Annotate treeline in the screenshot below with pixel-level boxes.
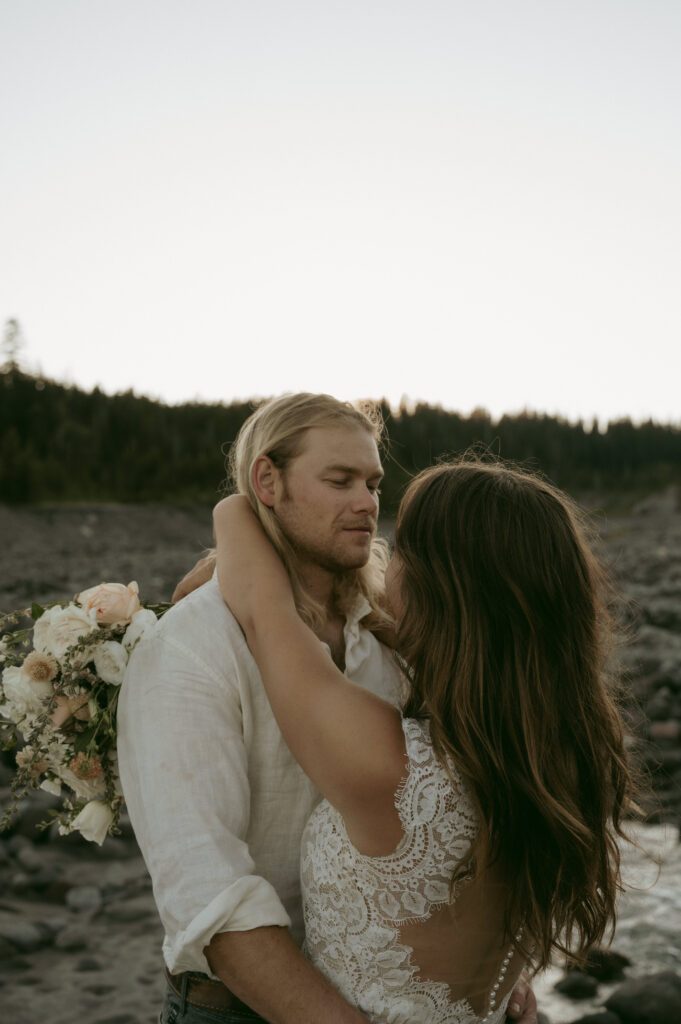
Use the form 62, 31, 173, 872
1, 367, 679, 510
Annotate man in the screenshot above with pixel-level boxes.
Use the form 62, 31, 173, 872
117, 393, 537, 1024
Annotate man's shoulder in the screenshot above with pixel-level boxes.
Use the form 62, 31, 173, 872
129, 578, 250, 673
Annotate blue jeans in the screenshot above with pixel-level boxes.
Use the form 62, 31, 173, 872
160, 984, 267, 1023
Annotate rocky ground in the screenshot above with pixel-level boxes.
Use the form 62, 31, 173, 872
1, 492, 680, 1024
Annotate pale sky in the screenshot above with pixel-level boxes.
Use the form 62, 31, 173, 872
2, 1, 679, 424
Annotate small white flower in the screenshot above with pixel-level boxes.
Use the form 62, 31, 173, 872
122, 608, 158, 652
93, 640, 128, 685
69, 800, 114, 845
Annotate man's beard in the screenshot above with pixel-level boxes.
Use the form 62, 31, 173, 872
284, 527, 370, 573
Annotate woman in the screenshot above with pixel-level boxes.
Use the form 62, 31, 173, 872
212, 457, 633, 1024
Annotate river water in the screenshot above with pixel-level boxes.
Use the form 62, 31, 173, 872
532, 822, 681, 1022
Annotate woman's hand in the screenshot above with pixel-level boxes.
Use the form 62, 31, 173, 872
212, 495, 295, 633
171, 553, 216, 603
507, 969, 537, 1023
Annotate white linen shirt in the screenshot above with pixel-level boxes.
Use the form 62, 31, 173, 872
117, 576, 403, 977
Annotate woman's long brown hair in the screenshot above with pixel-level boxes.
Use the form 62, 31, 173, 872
396, 456, 634, 970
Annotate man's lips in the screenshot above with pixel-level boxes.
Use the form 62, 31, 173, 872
342, 524, 374, 535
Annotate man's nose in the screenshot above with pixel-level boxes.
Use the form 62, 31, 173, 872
352, 485, 379, 515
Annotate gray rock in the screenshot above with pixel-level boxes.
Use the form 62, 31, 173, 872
7, 791, 61, 843
76, 956, 103, 971
5, 834, 32, 856
605, 970, 681, 1024
102, 895, 156, 923
8, 870, 32, 893
578, 948, 631, 982
645, 687, 675, 721
641, 596, 681, 630
17, 865, 61, 893
54, 924, 90, 951
39, 915, 69, 937
91, 834, 141, 860
93, 1016, 138, 1024
554, 970, 600, 999
7, 955, 32, 972
65, 885, 103, 912
0, 920, 52, 953
569, 1013, 621, 1024
649, 720, 681, 743
0, 934, 16, 962
14, 842, 44, 873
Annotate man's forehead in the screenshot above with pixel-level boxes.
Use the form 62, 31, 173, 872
297, 425, 383, 472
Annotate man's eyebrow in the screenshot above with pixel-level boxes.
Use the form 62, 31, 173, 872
324, 463, 384, 479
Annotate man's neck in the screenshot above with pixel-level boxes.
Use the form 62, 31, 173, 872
296, 561, 349, 669
297, 562, 339, 620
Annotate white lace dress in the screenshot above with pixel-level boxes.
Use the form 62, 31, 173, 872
300, 718, 515, 1024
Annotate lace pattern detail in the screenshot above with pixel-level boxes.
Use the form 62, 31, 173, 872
300, 718, 512, 1023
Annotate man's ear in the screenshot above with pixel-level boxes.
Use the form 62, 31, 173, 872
252, 455, 279, 508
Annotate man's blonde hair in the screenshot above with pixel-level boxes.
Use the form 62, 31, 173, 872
227, 392, 391, 631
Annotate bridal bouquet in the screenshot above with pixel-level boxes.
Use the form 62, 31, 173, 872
0, 583, 169, 845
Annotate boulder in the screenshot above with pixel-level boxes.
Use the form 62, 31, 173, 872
65, 885, 103, 912
605, 971, 681, 1024
569, 1012, 621, 1024
577, 948, 631, 982
0, 920, 53, 953
554, 970, 600, 999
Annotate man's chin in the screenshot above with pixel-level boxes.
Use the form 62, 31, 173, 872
322, 548, 372, 573
339, 548, 373, 571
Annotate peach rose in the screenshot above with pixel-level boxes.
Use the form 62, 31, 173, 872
77, 581, 141, 625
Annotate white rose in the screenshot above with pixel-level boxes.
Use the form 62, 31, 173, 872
122, 608, 158, 652
93, 641, 128, 685
1, 664, 52, 720
67, 800, 114, 845
33, 604, 98, 664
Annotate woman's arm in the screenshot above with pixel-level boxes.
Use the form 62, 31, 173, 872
213, 496, 406, 854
